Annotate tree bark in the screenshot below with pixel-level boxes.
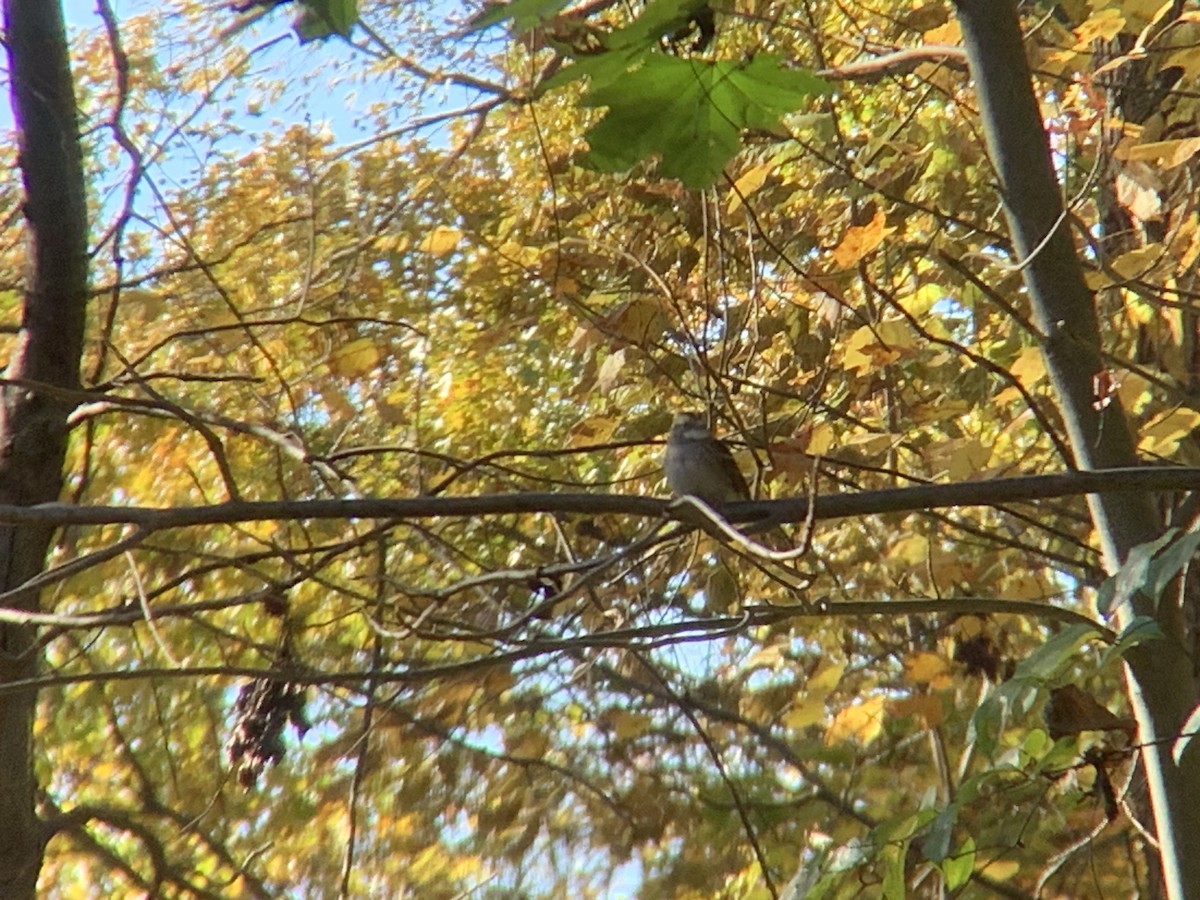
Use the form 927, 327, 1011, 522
0, 0, 89, 895
953, 2, 1200, 897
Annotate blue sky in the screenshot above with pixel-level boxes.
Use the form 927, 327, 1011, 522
53, 0, 488, 143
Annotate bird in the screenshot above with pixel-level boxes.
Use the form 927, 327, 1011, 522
664, 411, 751, 506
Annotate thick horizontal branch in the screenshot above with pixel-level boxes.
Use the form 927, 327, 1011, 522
2, 466, 1196, 530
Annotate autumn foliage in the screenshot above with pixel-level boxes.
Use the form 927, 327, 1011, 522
2, 0, 1200, 897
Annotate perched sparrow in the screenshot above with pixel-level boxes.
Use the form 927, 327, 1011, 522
664, 411, 751, 505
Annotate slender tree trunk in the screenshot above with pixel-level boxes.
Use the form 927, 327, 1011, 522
953, 3, 1200, 897
0, 1, 89, 895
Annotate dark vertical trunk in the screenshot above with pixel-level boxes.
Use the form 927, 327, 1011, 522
0, 1, 89, 895
953, 3, 1200, 898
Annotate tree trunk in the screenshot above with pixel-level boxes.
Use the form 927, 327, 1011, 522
0, 1, 89, 895
954, 3, 1200, 897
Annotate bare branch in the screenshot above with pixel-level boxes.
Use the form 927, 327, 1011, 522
0, 467, 1187, 530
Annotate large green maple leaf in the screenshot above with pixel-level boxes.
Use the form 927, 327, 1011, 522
579, 54, 828, 188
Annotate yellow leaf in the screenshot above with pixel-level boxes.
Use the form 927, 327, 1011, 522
419, 226, 462, 256
1042, 48, 1084, 76
1005, 571, 1049, 601
783, 695, 826, 729
874, 318, 917, 350
809, 661, 846, 693
844, 325, 901, 371
929, 544, 976, 586
1117, 372, 1151, 414
1084, 268, 1113, 291
483, 667, 516, 696
992, 384, 1023, 407
604, 711, 652, 741
1073, 9, 1125, 48
903, 283, 946, 318
770, 434, 818, 483
1110, 244, 1165, 280
376, 232, 408, 253
904, 651, 949, 685
923, 21, 960, 44
601, 298, 666, 345
843, 432, 900, 456
495, 239, 540, 267
1126, 294, 1157, 326
806, 421, 836, 455
727, 160, 774, 214
745, 645, 785, 672
831, 209, 895, 268
327, 337, 380, 378
1124, 0, 1180, 22
952, 615, 985, 640
1123, 137, 1200, 169
1166, 45, 1200, 80
568, 414, 618, 446
1008, 346, 1046, 387
825, 696, 885, 746
121, 288, 166, 321
889, 694, 944, 728
947, 439, 992, 481
891, 534, 929, 566
911, 398, 971, 425
1139, 407, 1200, 455
740, 693, 776, 725
978, 859, 1021, 881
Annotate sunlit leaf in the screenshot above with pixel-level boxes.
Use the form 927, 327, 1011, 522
942, 836, 975, 890
903, 651, 949, 685
419, 226, 463, 256
580, 54, 829, 187
831, 209, 895, 268
826, 696, 885, 747
1139, 407, 1200, 455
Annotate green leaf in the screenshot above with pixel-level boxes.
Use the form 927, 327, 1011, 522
1097, 529, 1177, 615
579, 54, 829, 187
942, 837, 976, 891
540, 47, 644, 93
1040, 733, 1087, 772
1148, 529, 1200, 601
882, 842, 907, 899
967, 689, 1005, 757
466, 0, 571, 35
1020, 726, 1052, 761
1100, 615, 1166, 667
599, 0, 712, 50
294, 0, 358, 42
921, 802, 958, 863
968, 628, 1099, 758
873, 809, 936, 844
1011, 623, 1101, 682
